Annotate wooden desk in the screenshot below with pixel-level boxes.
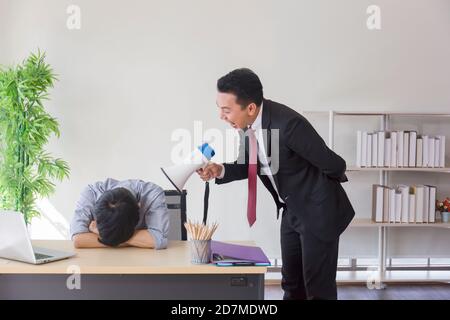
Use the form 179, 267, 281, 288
0, 240, 267, 300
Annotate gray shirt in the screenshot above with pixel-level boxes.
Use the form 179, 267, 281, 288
70, 178, 169, 249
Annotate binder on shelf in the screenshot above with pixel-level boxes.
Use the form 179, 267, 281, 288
422, 135, 429, 167
415, 186, 424, 223
378, 131, 385, 167
403, 131, 410, 167
428, 186, 437, 223
416, 137, 423, 167
372, 132, 378, 167
409, 131, 417, 167
367, 134, 373, 168
408, 188, 416, 223
395, 189, 402, 223
434, 138, 441, 168
428, 138, 435, 168
372, 184, 384, 223
438, 135, 446, 167
398, 185, 409, 223
383, 187, 390, 222
385, 138, 392, 168
391, 132, 397, 167
423, 186, 430, 223
397, 130, 404, 167
389, 188, 396, 223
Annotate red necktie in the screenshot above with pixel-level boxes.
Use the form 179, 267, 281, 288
247, 128, 257, 227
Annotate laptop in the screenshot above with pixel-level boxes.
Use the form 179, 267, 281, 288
0, 211, 75, 264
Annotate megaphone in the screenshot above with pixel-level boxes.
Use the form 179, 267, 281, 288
161, 143, 215, 193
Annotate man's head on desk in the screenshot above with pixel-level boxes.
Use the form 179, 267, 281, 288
93, 187, 140, 247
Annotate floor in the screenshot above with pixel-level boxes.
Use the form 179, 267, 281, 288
265, 283, 450, 300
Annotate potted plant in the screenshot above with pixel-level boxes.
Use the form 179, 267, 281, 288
0, 50, 70, 225
436, 197, 450, 223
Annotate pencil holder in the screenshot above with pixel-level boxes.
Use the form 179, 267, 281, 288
189, 240, 211, 264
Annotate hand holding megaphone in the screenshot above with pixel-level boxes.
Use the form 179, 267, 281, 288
161, 143, 217, 225
161, 143, 216, 192
196, 162, 223, 181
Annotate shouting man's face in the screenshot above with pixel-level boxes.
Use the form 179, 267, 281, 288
216, 92, 259, 130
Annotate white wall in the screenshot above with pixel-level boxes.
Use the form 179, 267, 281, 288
1, 0, 450, 258
0, 0, 9, 61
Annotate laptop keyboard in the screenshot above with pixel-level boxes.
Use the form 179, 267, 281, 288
34, 253, 53, 260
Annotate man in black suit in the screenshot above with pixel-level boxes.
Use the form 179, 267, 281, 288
197, 68, 355, 300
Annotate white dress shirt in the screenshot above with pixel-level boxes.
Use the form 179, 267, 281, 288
217, 103, 284, 204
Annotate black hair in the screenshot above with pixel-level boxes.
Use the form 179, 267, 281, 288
217, 68, 263, 109
94, 187, 140, 247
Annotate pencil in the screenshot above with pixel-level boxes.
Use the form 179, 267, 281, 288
184, 220, 218, 240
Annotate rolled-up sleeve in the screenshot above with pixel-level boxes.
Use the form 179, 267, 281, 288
140, 184, 169, 249
70, 186, 95, 239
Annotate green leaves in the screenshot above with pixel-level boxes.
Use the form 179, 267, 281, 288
37, 152, 70, 181
0, 50, 70, 224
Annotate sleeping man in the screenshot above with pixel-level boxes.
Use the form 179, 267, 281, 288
70, 178, 169, 249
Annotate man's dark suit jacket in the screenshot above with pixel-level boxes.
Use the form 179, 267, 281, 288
216, 99, 355, 242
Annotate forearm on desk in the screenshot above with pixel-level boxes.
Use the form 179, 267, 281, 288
73, 230, 155, 249
126, 229, 156, 249
72, 232, 107, 248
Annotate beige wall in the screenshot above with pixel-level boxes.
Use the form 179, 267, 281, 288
1, 0, 450, 257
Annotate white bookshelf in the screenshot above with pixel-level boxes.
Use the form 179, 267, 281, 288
302, 110, 450, 285
266, 270, 450, 284
350, 218, 450, 228
303, 111, 450, 117
348, 167, 450, 173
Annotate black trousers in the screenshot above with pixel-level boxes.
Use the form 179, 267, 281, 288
280, 209, 340, 300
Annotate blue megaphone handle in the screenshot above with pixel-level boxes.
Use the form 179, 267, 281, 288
198, 143, 215, 160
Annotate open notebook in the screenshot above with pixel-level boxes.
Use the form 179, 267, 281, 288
210, 241, 271, 266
